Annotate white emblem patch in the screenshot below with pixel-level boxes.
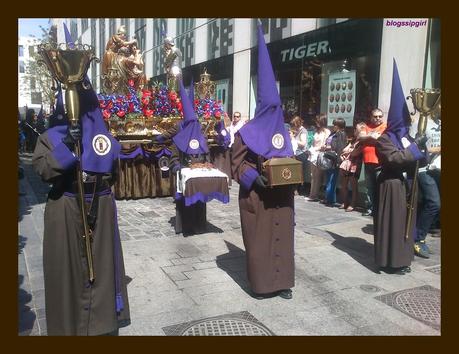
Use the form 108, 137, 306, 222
57, 114, 63, 120
189, 139, 199, 150
221, 129, 227, 136
272, 133, 285, 149
92, 134, 111, 156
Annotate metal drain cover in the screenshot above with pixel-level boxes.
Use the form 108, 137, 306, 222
163, 311, 274, 336
375, 285, 440, 330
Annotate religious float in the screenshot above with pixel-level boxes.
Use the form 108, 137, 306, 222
98, 29, 229, 199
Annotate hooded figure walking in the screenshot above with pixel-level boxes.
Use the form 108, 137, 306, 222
32, 24, 130, 335
231, 23, 295, 300
373, 60, 428, 274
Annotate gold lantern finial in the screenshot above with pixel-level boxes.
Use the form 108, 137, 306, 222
195, 68, 216, 99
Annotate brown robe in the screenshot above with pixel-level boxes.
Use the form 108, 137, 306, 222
32, 132, 130, 335
374, 133, 418, 268
209, 146, 232, 186
231, 134, 295, 294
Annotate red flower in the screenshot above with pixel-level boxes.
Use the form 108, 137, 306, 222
177, 102, 183, 112
142, 89, 152, 97
116, 110, 126, 118
128, 102, 134, 113
141, 98, 149, 106
102, 109, 111, 120
143, 109, 153, 117
204, 112, 211, 120
168, 92, 177, 101
128, 79, 135, 87
215, 111, 221, 119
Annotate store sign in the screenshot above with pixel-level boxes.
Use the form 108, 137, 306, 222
327, 70, 356, 126
280, 41, 331, 62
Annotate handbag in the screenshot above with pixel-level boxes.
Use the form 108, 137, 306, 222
324, 151, 338, 162
317, 152, 335, 170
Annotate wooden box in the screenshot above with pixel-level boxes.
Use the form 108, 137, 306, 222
262, 157, 304, 187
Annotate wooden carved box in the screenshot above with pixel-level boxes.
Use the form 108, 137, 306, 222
262, 157, 304, 187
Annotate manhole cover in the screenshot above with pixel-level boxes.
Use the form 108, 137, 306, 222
360, 284, 383, 293
425, 265, 441, 275
182, 318, 271, 336
375, 285, 440, 330
163, 311, 274, 336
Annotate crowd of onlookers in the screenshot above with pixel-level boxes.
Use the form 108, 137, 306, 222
18, 108, 48, 154
286, 108, 441, 260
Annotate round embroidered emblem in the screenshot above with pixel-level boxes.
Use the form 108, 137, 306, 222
92, 134, 111, 156
57, 114, 63, 120
281, 168, 292, 180
189, 139, 199, 150
158, 156, 170, 171
272, 133, 284, 149
221, 129, 227, 136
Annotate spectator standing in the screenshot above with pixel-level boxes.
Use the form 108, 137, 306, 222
356, 108, 387, 216
338, 128, 363, 211
305, 114, 330, 201
412, 113, 441, 258
228, 111, 245, 148
321, 118, 348, 206
290, 116, 309, 195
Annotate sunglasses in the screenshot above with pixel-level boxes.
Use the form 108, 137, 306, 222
233, 115, 240, 118
372, 115, 383, 118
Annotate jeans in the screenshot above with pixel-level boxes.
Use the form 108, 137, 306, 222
416, 170, 440, 242
364, 163, 380, 212
325, 168, 339, 204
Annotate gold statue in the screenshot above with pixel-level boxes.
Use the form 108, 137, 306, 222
101, 25, 146, 94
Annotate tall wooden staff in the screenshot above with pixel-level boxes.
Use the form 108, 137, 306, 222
38, 42, 99, 283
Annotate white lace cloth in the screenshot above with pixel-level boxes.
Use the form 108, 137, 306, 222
176, 168, 229, 194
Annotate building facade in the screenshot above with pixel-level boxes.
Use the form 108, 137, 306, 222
18, 36, 43, 114
52, 17, 440, 128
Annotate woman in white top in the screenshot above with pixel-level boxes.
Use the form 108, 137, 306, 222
306, 114, 331, 201
290, 116, 309, 195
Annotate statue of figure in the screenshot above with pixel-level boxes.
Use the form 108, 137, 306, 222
163, 37, 182, 92
101, 25, 146, 94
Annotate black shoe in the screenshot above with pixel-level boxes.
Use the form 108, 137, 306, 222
251, 291, 277, 300
392, 266, 411, 275
277, 289, 293, 299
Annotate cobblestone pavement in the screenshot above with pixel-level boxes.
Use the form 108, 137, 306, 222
18, 153, 441, 336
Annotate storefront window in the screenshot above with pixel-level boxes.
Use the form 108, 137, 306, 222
250, 19, 383, 128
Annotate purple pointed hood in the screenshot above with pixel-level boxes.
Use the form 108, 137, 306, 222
386, 59, 411, 150
172, 80, 209, 155
63, 22, 75, 49
47, 24, 120, 174
37, 105, 44, 120
238, 23, 293, 159
188, 77, 195, 104
48, 84, 69, 128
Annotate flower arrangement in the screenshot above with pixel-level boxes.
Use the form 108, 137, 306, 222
97, 81, 226, 137
194, 97, 224, 123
